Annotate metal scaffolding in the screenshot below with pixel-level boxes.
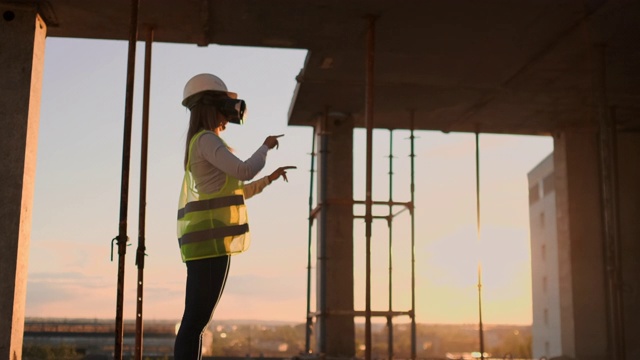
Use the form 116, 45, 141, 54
304, 17, 418, 360
304, 124, 418, 359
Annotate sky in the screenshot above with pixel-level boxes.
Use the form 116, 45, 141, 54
26, 37, 553, 326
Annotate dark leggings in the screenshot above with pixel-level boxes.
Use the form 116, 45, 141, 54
174, 255, 230, 360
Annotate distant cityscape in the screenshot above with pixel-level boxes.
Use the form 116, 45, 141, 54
23, 318, 531, 360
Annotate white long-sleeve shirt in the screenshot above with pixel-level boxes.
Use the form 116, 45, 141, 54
190, 132, 271, 199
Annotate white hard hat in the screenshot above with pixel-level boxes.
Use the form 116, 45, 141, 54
182, 73, 238, 106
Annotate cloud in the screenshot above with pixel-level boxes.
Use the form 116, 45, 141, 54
26, 271, 114, 318
28, 239, 113, 272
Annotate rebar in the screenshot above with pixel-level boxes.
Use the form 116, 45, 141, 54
305, 125, 317, 353
317, 112, 329, 354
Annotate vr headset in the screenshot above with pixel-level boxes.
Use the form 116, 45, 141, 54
187, 92, 247, 124
216, 98, 247, 125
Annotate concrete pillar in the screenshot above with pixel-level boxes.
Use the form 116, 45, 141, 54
0, 4, 46, 360
617, 131, 640, 359
315, 114, 355, 358
553, 130, 608, 360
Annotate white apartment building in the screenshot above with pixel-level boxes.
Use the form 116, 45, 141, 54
528, 153, 562, 360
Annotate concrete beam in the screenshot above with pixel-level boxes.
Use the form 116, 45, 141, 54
0, 4, 47, 360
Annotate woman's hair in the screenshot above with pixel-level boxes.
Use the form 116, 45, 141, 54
183, 92, 227, 169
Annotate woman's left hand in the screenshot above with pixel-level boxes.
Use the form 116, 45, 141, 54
269, 166, 297, 183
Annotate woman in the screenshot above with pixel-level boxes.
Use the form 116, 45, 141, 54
174, 73, 294, 359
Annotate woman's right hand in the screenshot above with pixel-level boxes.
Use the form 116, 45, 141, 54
264, 134, 284, 149
268, 166, 297, 183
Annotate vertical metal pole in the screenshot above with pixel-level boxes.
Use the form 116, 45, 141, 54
387, 130, 394, 360
475, 132, 485, 360
134, 26, 153, 360
364, 16, 376, 360
305, 126, 317, 354
114, 0, 139, 358
594, 44, 625, 360
409, 112, 417, 360
317, 113, 329, 355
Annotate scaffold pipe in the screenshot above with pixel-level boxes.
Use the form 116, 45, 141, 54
409, 112, 417, 360
134, 26, 153, 360
114, 0, 139, 357
475, 132, 485, 360
387, 129, 394, 360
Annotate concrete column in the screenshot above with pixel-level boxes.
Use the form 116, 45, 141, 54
617, 131, 640, 359
553, 131, 608, 360
315, 114, 355, 358
0, 4, 46, 360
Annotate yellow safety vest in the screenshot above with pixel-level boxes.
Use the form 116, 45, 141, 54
177, 130, 250, 262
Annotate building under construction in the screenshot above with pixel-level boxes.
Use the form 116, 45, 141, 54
1, 1, 639, 360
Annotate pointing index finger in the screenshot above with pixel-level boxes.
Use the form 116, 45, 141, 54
282, 166, 297, 170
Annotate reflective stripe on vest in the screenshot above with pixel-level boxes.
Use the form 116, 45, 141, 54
177, 130, 250, 261
179, 223, 249, 245
177, 194, 245, 220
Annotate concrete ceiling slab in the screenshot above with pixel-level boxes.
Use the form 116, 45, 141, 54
14, 0, 640, 134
